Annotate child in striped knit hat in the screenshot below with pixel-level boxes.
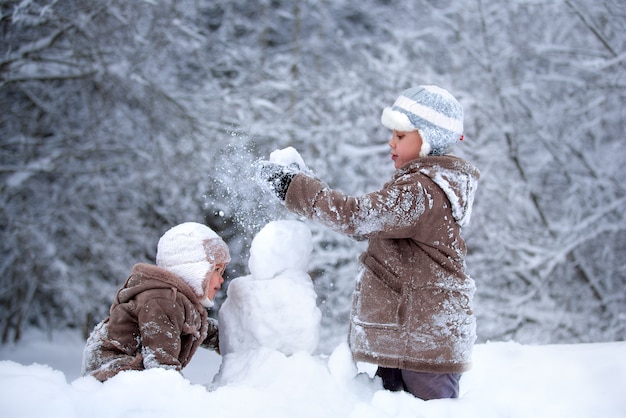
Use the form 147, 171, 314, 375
255, 85, 480, 400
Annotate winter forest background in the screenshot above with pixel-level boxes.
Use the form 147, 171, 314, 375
1, 0, 624, 352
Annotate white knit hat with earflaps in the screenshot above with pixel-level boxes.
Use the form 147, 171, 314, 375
381, 85, 464, 156
156, 222, 230, 301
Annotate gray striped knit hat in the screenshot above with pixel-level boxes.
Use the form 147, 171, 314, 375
381, 85, 464, 156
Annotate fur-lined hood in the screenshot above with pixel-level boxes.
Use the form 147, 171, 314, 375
116, 263, 202, 308
401, 155, 480, 227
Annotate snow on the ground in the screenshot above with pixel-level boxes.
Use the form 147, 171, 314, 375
1, 219, 625, 417
1, 331, 625, 418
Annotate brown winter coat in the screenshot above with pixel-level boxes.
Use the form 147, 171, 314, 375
82, 263, 218, 381
285, 155, 479, 374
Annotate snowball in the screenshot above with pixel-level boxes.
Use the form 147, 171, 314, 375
327, 342, 358, 381
219, 272, 321, 355
269, 146, 308, 171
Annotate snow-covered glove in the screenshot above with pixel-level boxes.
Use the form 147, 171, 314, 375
253, 160, 298, 201
201, 317, 220, 354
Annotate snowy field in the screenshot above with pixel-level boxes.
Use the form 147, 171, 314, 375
1, 328, 625, 418
1, 218, 625, 418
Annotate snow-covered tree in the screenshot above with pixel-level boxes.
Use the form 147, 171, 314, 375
1, 0, 624, 346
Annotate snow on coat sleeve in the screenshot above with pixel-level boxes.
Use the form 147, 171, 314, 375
285, 173, 429, 239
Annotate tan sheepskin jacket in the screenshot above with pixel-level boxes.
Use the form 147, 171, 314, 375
82, 263, 218, 381
285, 155, 480, 373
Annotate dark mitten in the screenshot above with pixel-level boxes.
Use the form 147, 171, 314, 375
201, 317, 220, 354
254, 161, 296, 201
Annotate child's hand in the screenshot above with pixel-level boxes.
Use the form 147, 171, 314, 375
252, 160, 297, 201
202, 317, 220, 354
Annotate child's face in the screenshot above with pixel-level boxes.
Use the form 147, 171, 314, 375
204, 264, 226, 300
388, 130, 424, 169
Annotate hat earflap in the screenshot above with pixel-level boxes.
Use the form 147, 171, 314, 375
418, 130, 432, 157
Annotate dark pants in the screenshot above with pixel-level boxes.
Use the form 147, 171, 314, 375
376, 367, 461, 400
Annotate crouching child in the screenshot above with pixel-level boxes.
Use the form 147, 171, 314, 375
82, 222, 230, 382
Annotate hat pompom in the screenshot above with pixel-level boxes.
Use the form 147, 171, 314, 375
156, 222, 230, 297
381, 85, 464, 155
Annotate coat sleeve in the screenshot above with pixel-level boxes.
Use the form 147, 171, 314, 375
285, 173, 429, 239
136, 298, 186, 371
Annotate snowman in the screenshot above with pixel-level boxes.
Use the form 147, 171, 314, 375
218, 219, 322, 356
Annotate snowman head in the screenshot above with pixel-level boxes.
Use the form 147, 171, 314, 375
248, 220, 312, 280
